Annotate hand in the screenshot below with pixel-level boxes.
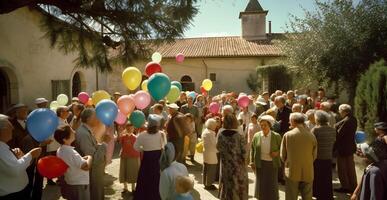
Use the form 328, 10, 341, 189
12, 148, 24, 159
350, 193, 357, 200
270, 151, 279, 158
102, 134, 112, 143
30, 147, 42, 159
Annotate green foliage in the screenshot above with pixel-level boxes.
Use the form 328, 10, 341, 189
355, 59, 387, 138
281, 0, 387, 103
246, 72, 261, 92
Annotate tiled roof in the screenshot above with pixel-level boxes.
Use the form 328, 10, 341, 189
245, 0, 265, 12
154, 36, 283, 58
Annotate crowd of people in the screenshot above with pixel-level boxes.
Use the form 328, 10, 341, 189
0, 87, 386, 200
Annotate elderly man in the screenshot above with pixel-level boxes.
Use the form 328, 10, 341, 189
0, 114, 42, 199
334, 104, 358, 193
166, 103, 190, 164
8, 104, 29, 149
320, 102, 336, 127
34, 98, 48, 108
75, 108, 111, 200
275, 96, 292, 136
280, 113, 317, 200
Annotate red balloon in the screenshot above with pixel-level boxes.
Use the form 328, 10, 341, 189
37, 156, 68, 179
145, 62, 162, 77
200, 86, 206, 93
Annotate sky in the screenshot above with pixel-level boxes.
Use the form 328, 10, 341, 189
183, 0, 321, 38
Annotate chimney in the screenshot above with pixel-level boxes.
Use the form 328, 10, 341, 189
268, 21, 272, 35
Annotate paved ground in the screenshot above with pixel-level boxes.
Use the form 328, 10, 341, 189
43, 142, 363, 200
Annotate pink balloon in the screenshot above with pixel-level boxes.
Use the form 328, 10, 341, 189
134, 91, 151, 110
176, 53, 185, 63
209, 102, 220, 114
115, 110, 127, 125
117, 95, 135, 115
78, 92, 89, 104
238, 95, 250, 108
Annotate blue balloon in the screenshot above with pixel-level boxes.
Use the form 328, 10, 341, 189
355, 131, 367, 144
171, 81, 182, 92
148, 73, 171, 101
188, 91, 196, 99
26, 109, 59, 142
129, 110, 145, 128
95, 99, 118, 126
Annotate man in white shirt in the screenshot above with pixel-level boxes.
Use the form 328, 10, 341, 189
0, 114, 41, 199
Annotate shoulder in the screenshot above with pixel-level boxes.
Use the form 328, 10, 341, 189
271, 131, 281, 138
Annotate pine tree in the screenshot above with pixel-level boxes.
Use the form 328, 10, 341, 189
355, 59, 387, 139
0, 0, 198, 72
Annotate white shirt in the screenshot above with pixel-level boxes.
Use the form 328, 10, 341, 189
237, 111, 253, 133
0, 141, 32, 196
159, 161, 189, 200
260, 132, 272, 161
47, 117, 67, 152
17, 119, 26, 129
56, 145, 89, 185
202, 129, 218, 164
134, 131, 165, 152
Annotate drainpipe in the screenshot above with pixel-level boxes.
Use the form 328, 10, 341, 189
202, 59, 208, 78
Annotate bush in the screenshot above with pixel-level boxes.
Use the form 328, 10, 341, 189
355, 60, 387, 140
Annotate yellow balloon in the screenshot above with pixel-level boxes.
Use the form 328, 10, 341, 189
92, 90, 111, 105
202, 79, 213, 91
141, 80, 148, 91
122, 67, 142, 90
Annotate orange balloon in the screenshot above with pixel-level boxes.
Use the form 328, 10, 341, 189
117, 95, 135, 115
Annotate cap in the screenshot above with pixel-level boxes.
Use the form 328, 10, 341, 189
374, 122, 387, 131
166, 103, 179, 110
34, 98, 48, 105
148, 114, 162, 127
71, 97, 79, 102
255, 97, 267, 106
13, 103, 27, 109
262, 91, 269, 96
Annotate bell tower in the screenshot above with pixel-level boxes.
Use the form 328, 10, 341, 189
239, 0, 268, 41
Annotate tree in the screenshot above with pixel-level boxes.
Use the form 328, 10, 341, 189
281, 0, 387, 104
355, 59, 387, 138
246, 72, 261, 93
0, 0, 198, 72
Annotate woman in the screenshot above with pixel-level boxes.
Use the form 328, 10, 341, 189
217, 114, 248, 200
133, 114, 165, 200
305, 109, 316, 130
312, 110, 336, 200
250, 115, 281, 200
70, 103, 84, 130
246, 114, 260, 164
194, 95, 205, 136
201, 118, 218, 190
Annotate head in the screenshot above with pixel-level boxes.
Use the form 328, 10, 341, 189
320, 102, 331, 112
251, 114, 258, 124
265, 108, 277, 118
223, 114, 239, 130
15, 104, 28, 120
275, 90, 283, 96
80, 108, 99, 127
222, 105, 234, 117
56, 106, 70, 120
305, 109, 316, 124
71, 97, 80, 104
274, 96, 286, 109
113, 92, 122, 102
270, 93, 276, 102
338, 104, 352, 118
175, 176, 194, 194
287, 90, 295, 99
292, 103, 302, 113
0, 114, 14, 143
35, 98, 48, 108
374, 122, 387, 136
298, 95, 308, 105
73, 103, 85, 117
153, 103, 164, 115
314, 110, 330, 126
258, 115, 275, 133
54, 125, 75, 145
262, 92, 270, 101
147, 114, 161, 134
179, 92, 187, 102
205, 118, 217, 131
184, 113, 194, 123
289, 112, 306, 128
167, 104, 179, 115
318, 88, 325, 98
187, 96, 194, 106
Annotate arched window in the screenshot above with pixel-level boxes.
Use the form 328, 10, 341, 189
180, 75, 192, 82
0, 68, 10, 114
72, 72, 82, 98
180, 75, 195, 91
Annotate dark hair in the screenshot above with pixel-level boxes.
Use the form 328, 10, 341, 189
75, 103, 85, 112
56, 106, 68, 117
251, 113, 258, 119
147, 126, 159, 134
223, 114, 239, 129
54, 125, 72, 145
153, 104, 164, 112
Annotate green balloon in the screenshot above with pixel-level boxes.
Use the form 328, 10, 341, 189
129, 110, 145, 128
166, 85, 180, 103
148, 73, 171, 101
171, 81, 182, 92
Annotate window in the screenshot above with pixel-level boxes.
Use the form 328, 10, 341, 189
210, 73, 216, 81
72, 72, 81, 98
52, 80, 70, 100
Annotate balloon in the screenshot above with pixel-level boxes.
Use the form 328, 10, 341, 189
176, 53, 185, 63
95, 99, 118, 126
26, 109, 59, 142
209, 102, 220, 114
202, 90, 208, 96
92, 90, 111, 105
200, 86, 206, 93
129, 110, 145, 128
151, 52, 162, 63
117, 95, 135, 115
78, 92, 89, 104
171, 81, 183, 91
148, 73, 171, 101
166, 85, 180, 103
145, 62, 162, 77
86, 98, 93, 106
57, 94, 68, 106
188, 91, 196, 99
122, 67, 142, 90
134, 91, 151, 110
50, 101, 59, 110
202, 79, 213, 91
115, 110, 127, 125
238, 95, 250, 108
37, 156, 68, 179
355, 131, 367, 144
141, 80, 148, 91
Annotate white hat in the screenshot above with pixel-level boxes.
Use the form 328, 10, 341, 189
166, 103, 179, 110
258, 115, 275, 126
255, 97, 267, 106
34, 98, 48, 105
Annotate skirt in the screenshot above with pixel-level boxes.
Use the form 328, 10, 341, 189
203, 163, 217, 186
255, 160, 279, 200
119, 157, 140, 183
313, 159, 333, 200
133, 150, 162, 200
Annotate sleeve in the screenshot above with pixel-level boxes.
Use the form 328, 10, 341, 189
133, 134, 142, 152
71, 151, 87, 169
0, 152, 32, 176
312, 135, 318, 161
159, 171, 171, 200
78, 132, 105, 165
210, 133, 218, 153
280, 134, 287, 162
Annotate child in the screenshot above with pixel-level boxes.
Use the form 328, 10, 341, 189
119, 122, 140, 193
184, 113, 197, 163
175, 176, 194, 200
55, 125, 92, 200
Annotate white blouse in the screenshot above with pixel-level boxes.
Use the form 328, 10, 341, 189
134, 131, 165, 152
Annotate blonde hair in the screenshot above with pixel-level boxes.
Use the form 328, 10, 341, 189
175, 176, 194, 193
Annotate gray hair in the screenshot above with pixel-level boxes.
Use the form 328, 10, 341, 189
275, 96, 286, 104
305, 109, 316, 118
339, 104, 352, 114
320, 102, 331, 110
0, 114, 10, 131
314, 110, 330, 125
205, 118, 217, 130
222, 105, 234, 114
290, 112, 305, 124
80, 108, 96, 123
292, 103, 302, 112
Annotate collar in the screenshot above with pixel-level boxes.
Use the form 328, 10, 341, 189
261, 131, 271, 138
82, 123, 93, 133
61, 144, 75, 149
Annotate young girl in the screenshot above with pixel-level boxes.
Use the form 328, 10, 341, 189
175, 176, 194, 200
185, 113, 197, 163
119, 122, 140, 193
